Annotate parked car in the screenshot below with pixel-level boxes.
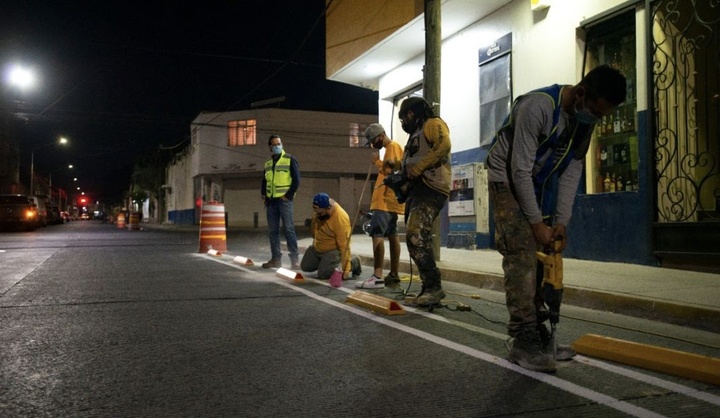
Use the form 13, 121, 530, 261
0, 194, 39, 231
80, 213, 90, 220
47, 205, 63, 225
29, 195, 50, 227
60, 211, 71, 222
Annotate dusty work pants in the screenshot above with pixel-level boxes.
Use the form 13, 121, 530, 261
404, 183, 447, 291
489, 182, 545, 337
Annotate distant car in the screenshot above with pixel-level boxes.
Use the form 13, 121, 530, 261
29, 195, 49, 227
61, 211, 71, 222
0, 194, 39, 231
47, 205, 63, 225
80, 213, 90, 220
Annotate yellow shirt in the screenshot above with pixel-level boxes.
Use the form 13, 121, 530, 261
370, 140, 405, 214
311, 202, 353, 274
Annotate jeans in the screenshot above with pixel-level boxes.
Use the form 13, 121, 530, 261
266, 198, 299, 263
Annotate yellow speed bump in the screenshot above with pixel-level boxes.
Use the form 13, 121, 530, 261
347, 291, 405, 315
573, 334, 720, 386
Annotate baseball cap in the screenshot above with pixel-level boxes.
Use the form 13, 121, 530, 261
312, 192, 331, 208
363, 123, 385, 146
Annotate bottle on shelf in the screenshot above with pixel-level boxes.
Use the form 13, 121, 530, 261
609, 173, 616, 192
600, 147, 608, 167
616, 173, 624, 191
613, 109, 621, 133
604, 173, 611, 193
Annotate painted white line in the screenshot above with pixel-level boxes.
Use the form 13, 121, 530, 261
201, 253, 715, 415
273, 278, 665, 418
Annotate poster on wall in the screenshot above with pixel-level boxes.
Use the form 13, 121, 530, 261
449, 165, 475, 216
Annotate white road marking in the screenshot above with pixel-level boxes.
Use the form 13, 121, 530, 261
202, 253, 718, 415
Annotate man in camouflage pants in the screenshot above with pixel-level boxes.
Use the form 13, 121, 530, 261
397, 97, 452, 307
487, 65, 627, 372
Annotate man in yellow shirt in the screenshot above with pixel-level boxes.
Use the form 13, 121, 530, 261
355, 124, 405, 289
300, 193, 362, 280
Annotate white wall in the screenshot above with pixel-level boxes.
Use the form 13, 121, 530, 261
376, 0, 636, 153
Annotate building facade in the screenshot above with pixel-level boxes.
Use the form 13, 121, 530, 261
164, 108, 377, 228
326, 0, 719, 270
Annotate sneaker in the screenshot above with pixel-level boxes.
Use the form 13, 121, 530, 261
261, 259, 281, 269
537, 324, 576, 361
508, 329, 556, 373
383, 273, 401, 287
355, 275, 384, 289
290, 263, 301, 271
415, 287, 445, 307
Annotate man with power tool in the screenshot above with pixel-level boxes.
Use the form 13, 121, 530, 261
486, 65, 626, 372
395, 97, 452, 307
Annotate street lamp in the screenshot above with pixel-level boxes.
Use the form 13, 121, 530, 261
30, 136, 68, 195
4, 64, 37, 91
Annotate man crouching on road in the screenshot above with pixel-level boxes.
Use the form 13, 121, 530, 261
300, 193, 362, 280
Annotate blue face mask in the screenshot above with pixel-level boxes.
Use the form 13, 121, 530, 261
575, 97, 599, 125
272, 145, 283, 155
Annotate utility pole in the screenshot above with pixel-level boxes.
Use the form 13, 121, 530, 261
424, 0, 442, 261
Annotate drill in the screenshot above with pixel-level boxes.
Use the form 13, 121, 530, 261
536, 238, 564, 359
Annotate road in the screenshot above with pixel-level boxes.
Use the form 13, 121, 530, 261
1, 221, 719, 417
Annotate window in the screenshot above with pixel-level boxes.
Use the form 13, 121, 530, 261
228, 119, 257, 146
478, 33, 512, 148
583, 11, 637, 194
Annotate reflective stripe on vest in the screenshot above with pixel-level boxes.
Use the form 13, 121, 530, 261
265, 151, 293, 198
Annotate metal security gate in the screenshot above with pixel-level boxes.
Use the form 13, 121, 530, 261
650, 0, 720, 272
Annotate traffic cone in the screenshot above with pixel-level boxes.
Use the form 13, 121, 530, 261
198, 201, 227, 253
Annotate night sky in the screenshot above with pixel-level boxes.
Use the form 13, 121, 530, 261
0, 1, 378, 203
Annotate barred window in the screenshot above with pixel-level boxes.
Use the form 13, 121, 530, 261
228, 119, 257, 146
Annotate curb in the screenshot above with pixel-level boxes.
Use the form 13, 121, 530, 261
355, 254, 720, 334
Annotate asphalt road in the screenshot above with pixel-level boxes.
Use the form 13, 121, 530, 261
1, 221, 719, 417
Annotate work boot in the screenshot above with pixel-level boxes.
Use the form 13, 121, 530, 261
383, 273, 401, 287
261, 259, 281, 269
350, 255, 362, 277
508, 328, 556, 373
537, 323, 576, 361
415, 287, 445, 307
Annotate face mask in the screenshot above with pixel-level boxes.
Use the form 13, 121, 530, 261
575, 97, 599, 124
401, 115, 416, 134
271, 145, 283, 155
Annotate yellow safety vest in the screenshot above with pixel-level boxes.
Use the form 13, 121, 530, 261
265, 151, 293, 198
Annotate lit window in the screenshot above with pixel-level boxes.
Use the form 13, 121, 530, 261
228, 119, 257, 146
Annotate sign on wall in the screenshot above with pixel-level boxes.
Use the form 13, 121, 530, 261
449, 165, 475, 216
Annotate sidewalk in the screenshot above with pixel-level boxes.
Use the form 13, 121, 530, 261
299, 233, 720, 334
145, 222, 720, 333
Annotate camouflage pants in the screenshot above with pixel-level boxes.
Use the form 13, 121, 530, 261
405, 184, 447, 290
489, 182, 544, 337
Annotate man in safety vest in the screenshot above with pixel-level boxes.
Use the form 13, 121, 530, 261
486, 64, 626, 373
261, 134, 301, 269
